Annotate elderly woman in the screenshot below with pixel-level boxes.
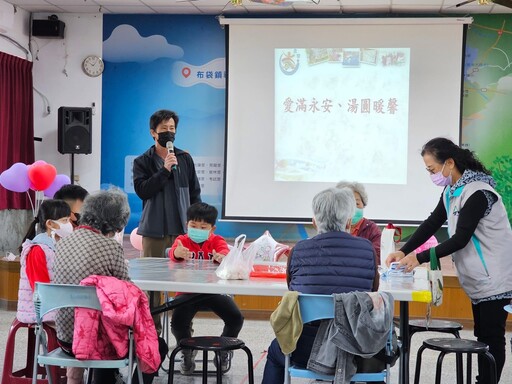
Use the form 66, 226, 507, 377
336, 181, 381, 259
261, 187, 379, 383
53, 188, 132, 384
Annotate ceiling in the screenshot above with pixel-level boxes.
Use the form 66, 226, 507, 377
4, 0, 512, 15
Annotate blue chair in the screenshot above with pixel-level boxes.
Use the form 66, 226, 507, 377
284, 293, 395, 384
32, 283, 144, 384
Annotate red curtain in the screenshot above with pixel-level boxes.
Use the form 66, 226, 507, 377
0, 51, 35, 210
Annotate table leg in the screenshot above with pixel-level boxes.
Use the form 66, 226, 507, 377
399, 301, 410, 384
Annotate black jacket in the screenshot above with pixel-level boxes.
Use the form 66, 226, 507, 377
133, 146, 201, 237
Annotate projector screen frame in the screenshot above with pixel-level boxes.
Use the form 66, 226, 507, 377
221, 17, 471, 225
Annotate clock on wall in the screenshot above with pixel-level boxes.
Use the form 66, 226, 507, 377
82, 55, 104, 77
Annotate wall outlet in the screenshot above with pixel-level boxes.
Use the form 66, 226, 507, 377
74, 174, 80, 182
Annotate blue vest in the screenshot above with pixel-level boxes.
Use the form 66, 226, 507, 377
289, 231, 376, 295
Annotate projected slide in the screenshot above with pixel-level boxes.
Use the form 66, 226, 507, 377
275, 48, 410, 184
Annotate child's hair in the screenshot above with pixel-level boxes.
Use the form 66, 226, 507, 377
19, 199, 71, 251
54, 184, 89, 202
186, 203, 218, 226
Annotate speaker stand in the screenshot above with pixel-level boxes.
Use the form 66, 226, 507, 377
70, 153, 75, 185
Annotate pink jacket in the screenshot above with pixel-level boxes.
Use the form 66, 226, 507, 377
72, 275, 160, 374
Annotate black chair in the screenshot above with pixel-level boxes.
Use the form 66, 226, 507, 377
408, 319, 463, 343
414, 338, 497, 384
168, 336, 254, 384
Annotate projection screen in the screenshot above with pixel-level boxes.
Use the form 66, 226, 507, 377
220, 17, 471, 224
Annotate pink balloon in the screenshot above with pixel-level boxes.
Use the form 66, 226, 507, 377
130, 227, 143, 251
44, 174, 71, 198
29, 160, 47, 168
0, 163, 31, 192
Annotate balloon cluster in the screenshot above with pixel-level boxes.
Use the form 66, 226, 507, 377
0, 161, 70, 198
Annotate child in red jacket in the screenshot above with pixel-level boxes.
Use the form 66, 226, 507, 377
167, 203, 244, 375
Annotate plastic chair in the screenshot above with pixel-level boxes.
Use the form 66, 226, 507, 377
414, 338, 497, 384
1, 318, 64, 384
284, 293, 396, 384
32, 283, 144, 384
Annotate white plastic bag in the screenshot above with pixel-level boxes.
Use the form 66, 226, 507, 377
429, 248, 443, 306
243, 230, 290, 263
216, 234, 255, 280
380, 223, 397, 268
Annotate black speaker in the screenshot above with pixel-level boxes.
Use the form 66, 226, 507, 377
58, 107, 92, 154
32, 20, 65, 38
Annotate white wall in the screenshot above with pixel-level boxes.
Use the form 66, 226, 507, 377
32, 13, 103, 192
0, 0, 29, 58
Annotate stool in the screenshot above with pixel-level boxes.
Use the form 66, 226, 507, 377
1, 319, 64, 384
409, 319, 463, 343
167, 336, 254, 384
414, 338, 497, 384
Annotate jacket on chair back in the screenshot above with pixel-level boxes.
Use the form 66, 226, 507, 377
288, 231, 376, 295
73, 275, 161, 374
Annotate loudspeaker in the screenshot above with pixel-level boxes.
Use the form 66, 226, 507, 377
58, 107, 92, 154
32, 19, 65, 38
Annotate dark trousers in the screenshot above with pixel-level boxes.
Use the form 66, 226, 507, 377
472, 298, 509, 383
170, 294, 244, 343
261, 324, 318, 384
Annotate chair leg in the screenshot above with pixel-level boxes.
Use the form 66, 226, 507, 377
435, 352, 446, 384
204, 351, 211, 384
466, 353, 472, 384
413, 344, 427, 384
483, 351, 497, 384
242, 346, 255, 384
456, 353, 463, 384
168, 346, 183, 384
213, 351, 222, 384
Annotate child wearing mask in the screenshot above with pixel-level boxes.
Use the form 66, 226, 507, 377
16, 199, 72, 323
167, 202, 244, 375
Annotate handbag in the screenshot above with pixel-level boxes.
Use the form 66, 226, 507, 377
429, 247, 443, 307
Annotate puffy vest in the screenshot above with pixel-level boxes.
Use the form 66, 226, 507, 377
16, 237, 56, 324
289, 231, 376, 295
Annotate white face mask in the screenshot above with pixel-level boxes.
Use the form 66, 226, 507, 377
51, 220, 74, 239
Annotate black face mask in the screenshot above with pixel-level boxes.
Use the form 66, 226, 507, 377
156, 131, 175, 147
71, 212, 80, 226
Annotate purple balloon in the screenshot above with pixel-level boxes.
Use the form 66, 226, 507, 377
44, 174, 71, 198
0, 163, 30, 193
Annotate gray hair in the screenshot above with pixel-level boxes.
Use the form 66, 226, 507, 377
335, 180, 368, 207
80, 187, 130, 235
312, 187, 355, 234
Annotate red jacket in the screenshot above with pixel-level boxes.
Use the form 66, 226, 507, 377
73, 275, 160, 374
168, 233, 230, 262
353, 218, 382, 260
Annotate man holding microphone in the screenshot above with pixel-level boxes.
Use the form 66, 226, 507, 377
133, 109, 202, 334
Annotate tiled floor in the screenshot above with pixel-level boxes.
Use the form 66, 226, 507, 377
2, 308, 512, 383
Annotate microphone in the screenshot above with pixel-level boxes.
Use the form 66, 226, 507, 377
166, 141, 178, 171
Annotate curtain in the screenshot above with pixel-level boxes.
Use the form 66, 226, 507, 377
0, 51, 34, 210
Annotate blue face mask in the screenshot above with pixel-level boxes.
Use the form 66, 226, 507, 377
351, 208, 364, 225
188, 227, 210, 244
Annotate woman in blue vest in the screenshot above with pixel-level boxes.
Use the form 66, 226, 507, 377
387, 137, 512, 383
262, 187, 378, 383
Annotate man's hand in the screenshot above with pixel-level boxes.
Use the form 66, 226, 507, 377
164, 152, 178, 172
174, 240, 193, 260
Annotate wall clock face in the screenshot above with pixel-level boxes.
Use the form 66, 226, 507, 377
82, 55, 104, 77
